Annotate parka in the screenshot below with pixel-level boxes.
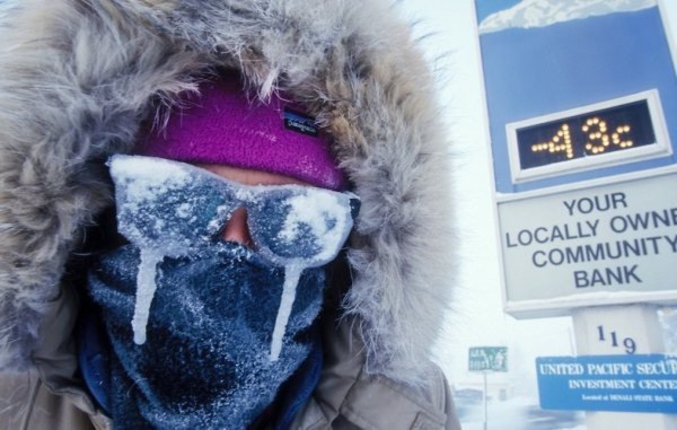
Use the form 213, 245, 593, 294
0, 0, 461, 428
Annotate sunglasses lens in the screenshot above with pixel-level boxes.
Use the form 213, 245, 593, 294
111, 156, 236, 249
249, 188, 354, 267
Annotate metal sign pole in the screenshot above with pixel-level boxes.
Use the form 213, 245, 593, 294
483, 370, 488, 430
468, 346, 507, 429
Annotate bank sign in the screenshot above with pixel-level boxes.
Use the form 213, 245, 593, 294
537, 355, 677, 413
475, 0, 677, 316
500, 172, 677, 315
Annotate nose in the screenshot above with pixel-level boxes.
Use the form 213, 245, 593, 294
221, 207, 254, 247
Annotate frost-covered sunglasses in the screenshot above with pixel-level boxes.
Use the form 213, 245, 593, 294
108, 155, 360, 268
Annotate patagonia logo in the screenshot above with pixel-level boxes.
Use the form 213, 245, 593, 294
284, 108, 319, 137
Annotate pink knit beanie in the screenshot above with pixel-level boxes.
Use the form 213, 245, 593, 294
137, 74, 345, 190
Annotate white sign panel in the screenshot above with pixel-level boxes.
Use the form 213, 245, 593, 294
499, 172, 677, 315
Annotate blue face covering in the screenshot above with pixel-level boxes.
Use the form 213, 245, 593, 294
88, 242, 326, 429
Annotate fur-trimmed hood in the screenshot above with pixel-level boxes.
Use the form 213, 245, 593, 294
0, 0, 454, 386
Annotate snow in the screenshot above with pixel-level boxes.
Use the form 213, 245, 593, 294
175, 202, 192, 219
278, 191, 348, 265
479, 0, 656, 34
110, 155, 191, 203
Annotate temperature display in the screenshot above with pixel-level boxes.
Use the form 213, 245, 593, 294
517, 100, 656, 170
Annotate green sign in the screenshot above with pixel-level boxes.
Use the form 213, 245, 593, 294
469, 346, 508, 372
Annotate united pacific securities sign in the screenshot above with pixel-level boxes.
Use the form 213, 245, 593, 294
537, 354, 677, 413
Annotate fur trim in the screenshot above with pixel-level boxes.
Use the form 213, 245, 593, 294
0, 0, 455, 386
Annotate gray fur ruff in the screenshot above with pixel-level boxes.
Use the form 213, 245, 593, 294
0, 0, 455, 387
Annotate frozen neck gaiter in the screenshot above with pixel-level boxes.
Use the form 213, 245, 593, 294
87, 242, 326, 429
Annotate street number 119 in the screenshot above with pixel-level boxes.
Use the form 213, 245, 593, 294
597, 325, 637, 354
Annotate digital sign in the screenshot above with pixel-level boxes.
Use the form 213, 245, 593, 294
506, 91, 671, 183
517, 100, 655, 170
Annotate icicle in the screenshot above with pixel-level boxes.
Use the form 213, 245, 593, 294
269, 264, 303, 361
131, 248, 164, 345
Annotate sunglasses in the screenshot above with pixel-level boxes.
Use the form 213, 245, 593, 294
109, 155, 360, 268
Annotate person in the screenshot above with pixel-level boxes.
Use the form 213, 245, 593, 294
0, 0, 461, 429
